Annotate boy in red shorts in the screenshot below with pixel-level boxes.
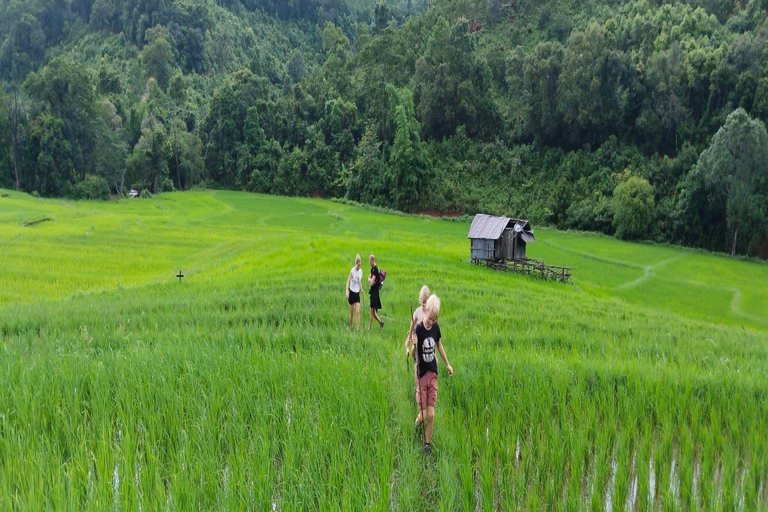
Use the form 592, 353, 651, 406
408, 295, 453, 455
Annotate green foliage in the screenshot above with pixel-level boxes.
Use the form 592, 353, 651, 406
347, 123, 384, 204
23, 57, 97, 179
127, 115, 171, 193
0, 13, 46, 81
93, 99, 129, 194
678, 108, 768, 256
566, 193, 614, 234
373, 0, 391, 34
161, 177, 175, 192
557, 22, 629, 146
0, 88, 10, 189
169, 117, 203, 191
612, 174, 655, 240
141, 32, 175, 90
96, 58, 122, 95
0, 0, 768, 256
28, 113, 74, 197
68, 174, 110, 200
287, 50, 307, 83
386, 84, 431, 212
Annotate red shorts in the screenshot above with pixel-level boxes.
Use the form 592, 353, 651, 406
416, 372, 438, 409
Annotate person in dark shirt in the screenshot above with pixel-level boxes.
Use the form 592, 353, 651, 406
367, 254, 384, 330
408, 295, 453, 455
405, 285, 431, 390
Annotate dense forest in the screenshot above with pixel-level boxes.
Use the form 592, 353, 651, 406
1, 0, 767, 257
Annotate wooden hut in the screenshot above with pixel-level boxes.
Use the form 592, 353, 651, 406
467, 214, 535, 263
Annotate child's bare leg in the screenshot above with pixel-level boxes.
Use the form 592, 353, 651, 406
349, 304, 354, 329
425, 406, 436, 443
369, 308, 374, 328
355, 303, 360, 331
415, 380, 425, 425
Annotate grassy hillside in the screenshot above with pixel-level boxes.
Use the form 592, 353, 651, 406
1, 189, 767, 510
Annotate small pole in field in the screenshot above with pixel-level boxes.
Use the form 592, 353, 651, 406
177, 270, 184, 282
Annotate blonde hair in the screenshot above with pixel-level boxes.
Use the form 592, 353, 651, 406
355, 254, 361, 265
419, 285, 430, 303
425, 295, 440, 321
369, 254, 375, 263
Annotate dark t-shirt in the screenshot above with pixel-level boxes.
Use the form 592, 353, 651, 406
415, 321, 441, 378
369, 265, 380, 294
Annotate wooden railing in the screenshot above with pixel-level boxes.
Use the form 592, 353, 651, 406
471, 257, 571, 281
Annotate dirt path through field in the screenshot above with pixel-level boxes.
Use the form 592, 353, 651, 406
615, 255, 688, 290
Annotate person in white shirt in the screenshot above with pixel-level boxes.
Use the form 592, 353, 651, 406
345, 254, 363, 331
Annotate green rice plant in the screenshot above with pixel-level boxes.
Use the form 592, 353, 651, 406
678, 418, 695, 511
1, 190, 767, 509
635, 421, 652, 512
611, 430, 631, 512
719, 447, 738, 512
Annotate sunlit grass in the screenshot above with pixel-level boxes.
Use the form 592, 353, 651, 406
1, 189, 767, 510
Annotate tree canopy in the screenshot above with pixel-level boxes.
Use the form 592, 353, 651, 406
1, 0, 768, 256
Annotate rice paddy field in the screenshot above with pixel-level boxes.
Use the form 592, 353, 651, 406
1, 188, 767, 511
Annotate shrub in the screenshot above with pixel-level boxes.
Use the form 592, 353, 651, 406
68, 175, 110, 200
139, 189, 153, 199
566, 193, 614, 234
612, 176, 654, 240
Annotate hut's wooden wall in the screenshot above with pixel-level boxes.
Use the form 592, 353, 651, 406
499, 228, 516, 260
514, 240, 527, 260
471, 239, 495, 260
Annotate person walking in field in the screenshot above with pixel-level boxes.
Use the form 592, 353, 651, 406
408, 295, 453, 455
368, 254, 384, 330
405, 285, 430, 389
345, 254, 363, 331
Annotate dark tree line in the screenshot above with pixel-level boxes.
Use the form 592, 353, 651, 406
1, 0, 767, 256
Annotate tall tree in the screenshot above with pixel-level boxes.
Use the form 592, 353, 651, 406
168, 114, 203, 192
0, 13, 46, 82
386, 84, 431, 212
612, 175, 654, 240
348, 123, 384, 204
127, 116, 171, 193
29, 113, 74, 197
557, 21, 629, 146
679, 108, 768, 255
170, 117, 186, 191
5, 89, 26, 191
414, 17, 490, 140
93, 99, 128, 194
141, 31, 176, 90
24, 57, 97, 180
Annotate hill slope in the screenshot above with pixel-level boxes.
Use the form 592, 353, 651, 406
1, 190, 767, 509
2, 0, 768, 257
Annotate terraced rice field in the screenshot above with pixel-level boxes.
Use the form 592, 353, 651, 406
1, 189, 767, 510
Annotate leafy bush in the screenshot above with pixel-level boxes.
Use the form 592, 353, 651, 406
566, 193, 614, 234
161, 178, 175, 192
68, 175, 110, 200
139, 189, 153, 199
612, 176, 654, 240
